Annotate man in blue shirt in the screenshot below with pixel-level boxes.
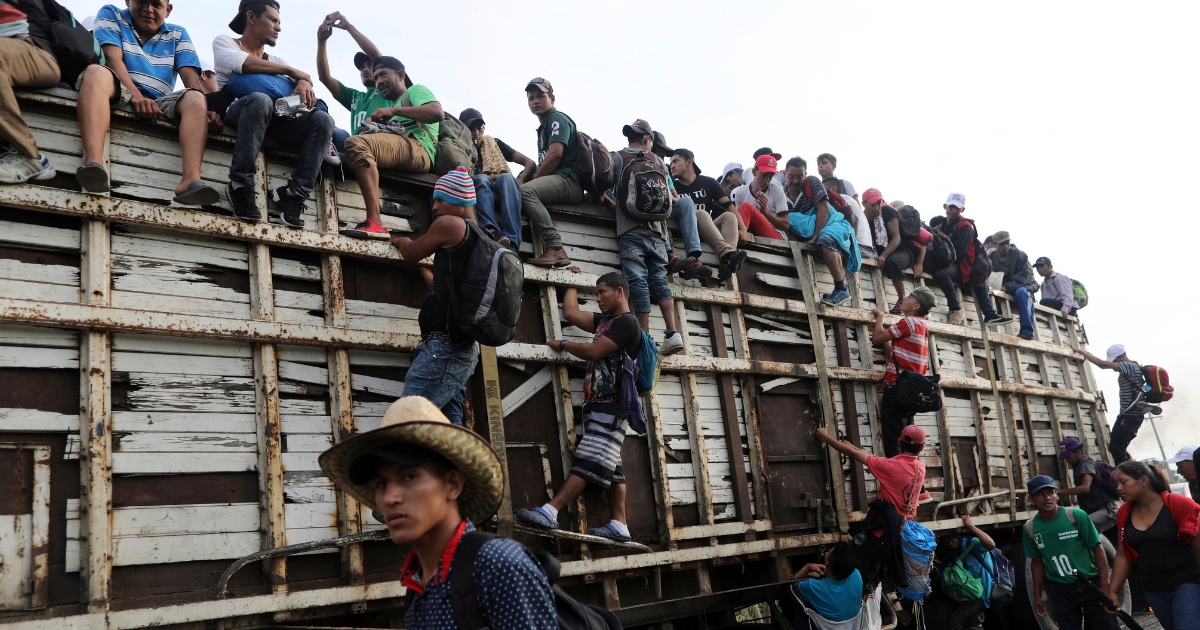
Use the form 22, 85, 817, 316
789, 542, 866, 627
75, 0, 221, 206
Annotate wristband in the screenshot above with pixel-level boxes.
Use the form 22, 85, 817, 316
559, 340, 567, 352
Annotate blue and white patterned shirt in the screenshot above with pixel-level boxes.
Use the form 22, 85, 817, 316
401, 521, 558, 630
92, 5, 199, 99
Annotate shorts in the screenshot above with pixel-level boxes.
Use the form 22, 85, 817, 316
569, 405, 628, 489
816, 232, 847, 263
881, 246, 919, 280
76, 65, 200, 121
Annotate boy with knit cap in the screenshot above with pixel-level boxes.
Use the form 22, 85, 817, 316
872, 286, 937, 458
391, 167, 481, 425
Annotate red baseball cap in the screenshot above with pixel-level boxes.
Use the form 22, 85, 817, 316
754, 154, 778, 174
862, 188, 884, 205
900, 425, 926, 445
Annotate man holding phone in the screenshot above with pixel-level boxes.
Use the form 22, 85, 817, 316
315, 12, 383, 154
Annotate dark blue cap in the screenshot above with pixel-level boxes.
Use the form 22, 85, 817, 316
1027, 475, 1058, 496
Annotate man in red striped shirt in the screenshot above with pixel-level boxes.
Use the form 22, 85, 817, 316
872, 286, 936, 457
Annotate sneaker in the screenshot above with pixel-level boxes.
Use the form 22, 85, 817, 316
514, 507, 559, 529
588, 523, 631, 543
527, 247, 570, 267
889, 299, 904, 315
822, 289, 851, 306
75, 162, 110, 193
918, 488, 934, 504
380, 200, 417, 218
226, 183, 261, 222
271, 186, 306, 228
946, 309, 965, 325
340, 219, 390, 240
983, 313, 1013, 327
722, 249, 748, 273
659, 333, 685, 356
1134, 401, 1163, 416
1018, 332, 1035, 340
680, 258, 713, 280
667, 255, 695, 275
0, 149, 54, 184
323, 140, 341, 166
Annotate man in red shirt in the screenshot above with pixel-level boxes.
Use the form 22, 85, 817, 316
871, 286, 936, 457
817, 424, 927, 520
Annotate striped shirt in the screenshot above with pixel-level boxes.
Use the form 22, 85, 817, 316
785, 175, 829, 215
884, 316, 928, 385
92, 5, 199, 99
1116, 361, 1145, 414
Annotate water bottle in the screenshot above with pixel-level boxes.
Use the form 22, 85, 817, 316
274, 95, 308, 117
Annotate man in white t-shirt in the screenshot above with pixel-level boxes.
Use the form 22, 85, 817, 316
730, 154, 789, 240
817, 153, 858, 202
213, 0, 334, 228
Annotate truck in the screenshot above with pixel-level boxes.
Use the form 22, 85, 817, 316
0, 89, 1118, 629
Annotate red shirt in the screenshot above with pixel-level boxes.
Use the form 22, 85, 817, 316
883, 316, 928, 385
867, 454, 926, 520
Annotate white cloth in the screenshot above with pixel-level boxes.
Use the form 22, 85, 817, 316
212, 34, 289, 89
841, 193, 872, 249
731, 178, 788, 216
841, 178, 858, 197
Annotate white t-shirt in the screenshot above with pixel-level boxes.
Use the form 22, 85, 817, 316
842, 194, 873, 249
731, 179, 788, 216
212, 35, 289, 89
841, 178, 858, 197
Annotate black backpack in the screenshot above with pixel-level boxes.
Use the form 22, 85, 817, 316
450, 532, 622, 630
445, 220, 524, 346
891, 355, 943, 413
612, 149, 670, 221
1086, 457, 1121, 502
13, 0, 103, 86
924, 223, 956, 272
897, 205, 922, 238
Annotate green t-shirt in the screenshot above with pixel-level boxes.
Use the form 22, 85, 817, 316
1022, 507, 1101, 584
335, 82, 394, 136
536, 108, 578, 182
395, 84, 439, 163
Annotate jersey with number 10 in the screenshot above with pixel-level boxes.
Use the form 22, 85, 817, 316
1022, 506, 1102, 584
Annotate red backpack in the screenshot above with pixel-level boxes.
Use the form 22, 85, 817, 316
1141, 365, 1174, 403
801, 177, 850, 213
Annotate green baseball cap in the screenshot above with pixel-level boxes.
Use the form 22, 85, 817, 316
911, 286, 937, 312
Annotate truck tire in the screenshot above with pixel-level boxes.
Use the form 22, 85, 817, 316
1004, 537, 1130, 630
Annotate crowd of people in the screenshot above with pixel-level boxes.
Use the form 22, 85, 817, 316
0, 1, 1191, 629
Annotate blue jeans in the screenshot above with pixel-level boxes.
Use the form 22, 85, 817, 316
669, 195, 701, 257
618, 226, 671, 314
402, 333, 479, 426
224, 92, 335, 198
1144, 582, 1200, 630
1013, 286, 1035, 336
473, 173, 523, 248
332, 127, 350, 153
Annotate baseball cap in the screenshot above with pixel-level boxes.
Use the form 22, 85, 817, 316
372, 56, 413, 87
754, 154, 778, 174
1034, 256, 1052, 267
862, 188, 884, 205
1058, 437, 1083, 459
652, 131, 672, 155
199, 58, 214, 73
525, 77, 553, 94
910, 286, 937, 313
1105, 344, 1126, 362
900, 425, 926, 445
229, 0, 279, 34
720, 162, 743, 182
622, 119, 653, 139
992, 231, 1011, 245
1167, 446, 1200, 464
459, 108, 485, 129
945, 192, 966, 208
353, 52, 373, 70
753, 147, 783, 161
348, 444, 446, 485
1026, 475, 1058, 496
673, 148, 700, 175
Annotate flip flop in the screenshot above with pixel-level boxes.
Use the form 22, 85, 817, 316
75, 162, 110, 193
587, 523, 631, 543
514, 507, 559, 529
172, 180, 221, 206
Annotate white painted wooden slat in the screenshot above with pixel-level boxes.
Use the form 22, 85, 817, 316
112, 452, 257, 474
0, 346, 77, 369
271, 257, 323, 282
0, 219, 80, 250
112, 504, 259, 537
286, 434, 333, 452
0, 324, 78, 347
112, 411, 256, 433
113, 532, 261, 566
284, 472, 335, 504
282, 452, 321, 472
115, 432, 258, 453
111, 333, 252, 358
112, 223, 246, 254
350, 371, 405, 397
113, 256, 251, 303
278, 360, 328, 386
111, 233, 247, 270
284, 503, 338, 530
113, 352, 253, 377
502, 366, 553, 415
113, 291, 252, 319
0, 258, 78, 285
275, 289, 322, 310
281, 415, 331, 434
348, 350, 412, 368
0, 278, 79, 303
0, 408, 79, 431
275, 345, 328, 364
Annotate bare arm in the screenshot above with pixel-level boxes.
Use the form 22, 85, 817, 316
1093, 543, 1111, 592
559, 287, 595, 332
879, 217, 902, 259
870, 309, 892, 344
341, 20, 381, 60
511, 149, 537, 173
1073, 347, 1119, 371
391, 216, 466, 263
757, 190, 789, 230
960, 514, 995, 550
1058, 473, 1093, 497
532, 142, 564, 179
816, 427, 870, 465
546, 296, 621, 362
315, 23, 340, 100
372, 101, 444, 124
239, 54, 311, 84
911, 243, 926, 279
101, 44, 162, 120
1032, 558, 1047, 617
1106, 551, 1131, 605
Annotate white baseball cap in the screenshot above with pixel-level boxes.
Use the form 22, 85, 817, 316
720, 162, 743, 182
945, 192, 966, 208
1167, 446, 1199, 464
1105, 344, 1126, 362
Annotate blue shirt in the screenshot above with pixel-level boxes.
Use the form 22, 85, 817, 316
401, 521, 557, 630
92, 5, 200, 99
794, 568, 864, 622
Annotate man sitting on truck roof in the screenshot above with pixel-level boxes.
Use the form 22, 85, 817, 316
989, 231, 1040, 340
1055, 437, 1118, 535
0, 0, 68, 184
816, 152, 858, 202
1073, 344, 1153, 464
670, 148, 749, 279
76, 0, 221, 205
519, 77, 576, 268
731, 154, 789, 240
318, 396, 557, 630
783, 157, 860, 307
1034, 256, 1080, 317
340, 56, 443, 240
929, 193, 1012, 327
459, 107, 535, 252
314, 11, 381, 158
862, 190, 934, 314
644, 131, 713, 281
516, 271, 642, 542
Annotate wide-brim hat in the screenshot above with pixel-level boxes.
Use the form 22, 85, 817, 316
318, 396, 504, 524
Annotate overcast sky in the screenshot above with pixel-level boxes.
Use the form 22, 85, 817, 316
64, 0, 1200, 462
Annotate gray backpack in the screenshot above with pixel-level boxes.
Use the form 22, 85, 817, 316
399, 92, 478, 177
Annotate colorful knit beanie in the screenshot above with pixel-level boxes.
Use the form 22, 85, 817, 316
432, 167, 477, 207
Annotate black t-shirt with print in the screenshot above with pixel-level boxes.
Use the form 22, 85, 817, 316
675, 175, 733, 219
595, 312, 642, 357
874, 205, 899, 253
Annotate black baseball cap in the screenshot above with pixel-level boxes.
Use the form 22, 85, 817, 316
1034, 256, 1052, 267
353, 52, 373, 70
673, 148, 701, 175
229, 0, 279, 35
348, 444, 447, 484
525, 77, 553, 94
753, 146, 783, 160
459, 108, 485, 129
372, 56, 413, 87
652, 131, 672, 155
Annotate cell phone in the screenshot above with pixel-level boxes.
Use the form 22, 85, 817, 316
323, 13, 336, 25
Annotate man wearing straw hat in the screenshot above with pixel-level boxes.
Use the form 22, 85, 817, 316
319, 396, 557, 629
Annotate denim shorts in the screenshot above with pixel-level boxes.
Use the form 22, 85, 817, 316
402, 333, 479, 426
618, 226, 672, 314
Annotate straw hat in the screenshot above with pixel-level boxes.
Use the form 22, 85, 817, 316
318, 397, 504, 524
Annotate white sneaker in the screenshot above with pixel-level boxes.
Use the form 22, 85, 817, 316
0, 149, 54, 184
323, 140, 341, 166
658, 333, 685, 356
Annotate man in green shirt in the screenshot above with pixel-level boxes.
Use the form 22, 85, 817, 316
1022, 475, 1117, 630
341, 57, 442, 240
519, 77, 576, 267
314, 11, 382, 153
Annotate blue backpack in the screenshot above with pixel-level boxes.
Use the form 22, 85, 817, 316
226, 72, 295, 100
986, 547, 1015, 605
615, 319, 657, 436
896, 521, 937, 602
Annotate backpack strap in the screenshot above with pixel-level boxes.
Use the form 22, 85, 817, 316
450, 531, 497, 630
397, 90, 436, 139
955, 537, 981, 565
1025, 518, 1034, 539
